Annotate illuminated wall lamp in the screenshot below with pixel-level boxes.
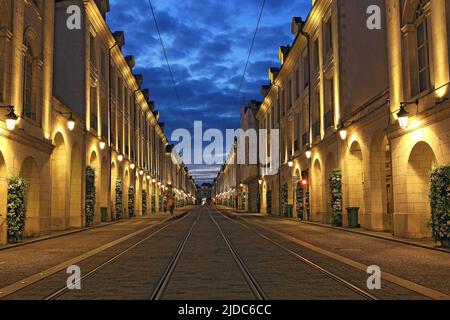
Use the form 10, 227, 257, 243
139, 169, 144, 176
1, 106, 18, 131
130, 163, 136, 170
397, 104, 410, 129
338, 121, 347, 141
67, 114, 76, 131
305, 145, 312, 159
99, 140, 106, 150
118, 154, 124, 162
288, 159, 294, 168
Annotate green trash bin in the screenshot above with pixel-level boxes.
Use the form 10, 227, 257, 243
101, 207, 108, 223
347, 207, 360, 228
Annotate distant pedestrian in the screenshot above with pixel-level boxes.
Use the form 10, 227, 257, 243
168, 198, 175, 215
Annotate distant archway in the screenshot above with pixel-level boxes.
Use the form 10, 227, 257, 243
325, 153, 337, 224
369, 132, 393, 231
124, 169, 129, 218
70, 143, 82, 228
100, 157, 108, 209
312, 159, 324, 222
346, 141, 365, 216
406, 141, 436, 237
89, 151, 99, 223
111, 161, 117, 217
20, 157, 40, 237
51, 133, 67, 230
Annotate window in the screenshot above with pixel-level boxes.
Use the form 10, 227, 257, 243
288, 79, 292, 108
415, 0, 430, 94
324, 78, 334, 128
90, 34, 96, 67
324, 19, 333, 56
23, 41, 36, 121
303, 55, 309, 89
313, 39, 319, 70
295, 68, 300, 99
90, 87, 98, 131
100, 51, 107, 79
302, 100, 310, 146
117, 78, 123, 107
312, 92, 321, 137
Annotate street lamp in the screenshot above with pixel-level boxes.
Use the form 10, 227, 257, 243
338, 121, 347, 141
130, 163, 136, 170
288, 158, 294, 168
67, 114, 76, 131
118, 154, 124, 162
99, 140, 106, 150
146, 174, 151, 181
305, 144, 312, 159
1, 106, 18, 131
397, 104, 410, 129
152, 178, 156, 183
139, 169, 144, 176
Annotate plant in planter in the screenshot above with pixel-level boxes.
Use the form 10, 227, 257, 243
428, 165, 450, 247
85, 166, 96, 227
142, 190, 147, 215
115, 178, 123, 219
7, 177, 28, 243
329, 169, 343, 227
128, 185, 135, 217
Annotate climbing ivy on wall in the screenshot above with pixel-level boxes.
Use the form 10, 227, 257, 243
329, 169, 343, 227
85, 166, 96, 227
115, 178, 123, 219
7, 177, 28, 243
429, 165, 450, 244
128, 185, 136, 217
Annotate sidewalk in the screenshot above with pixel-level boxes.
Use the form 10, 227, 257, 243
0, 206, 194, 251
216, 206, 449, 253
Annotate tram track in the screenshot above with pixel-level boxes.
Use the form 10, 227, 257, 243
214, 209, 378, 300
0, 211, 192, 300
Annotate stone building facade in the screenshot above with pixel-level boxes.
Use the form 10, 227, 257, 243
215, 0, 450, 239
0, 0, 195, 244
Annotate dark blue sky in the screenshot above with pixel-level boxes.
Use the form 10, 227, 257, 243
107, 0, 311, 183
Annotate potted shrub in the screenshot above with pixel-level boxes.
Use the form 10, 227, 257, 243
128, 185, 135, 217
115, 178, 123, 219
7, 177, 28, 243
330, 169, 343, 227
85, 166, 96, 227
429, 166, 450, 248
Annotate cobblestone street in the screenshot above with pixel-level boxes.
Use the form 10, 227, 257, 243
0, 206, 448, 300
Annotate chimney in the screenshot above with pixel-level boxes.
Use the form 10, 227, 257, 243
261, 85, 271, 97
125, 55, 135, 69
278, 45, 291, 65
142, 89, 150, 101
113, 31, 125, 49
134, 74, 144, 86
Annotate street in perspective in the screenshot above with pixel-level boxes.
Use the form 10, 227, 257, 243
0, 0, 449, 313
